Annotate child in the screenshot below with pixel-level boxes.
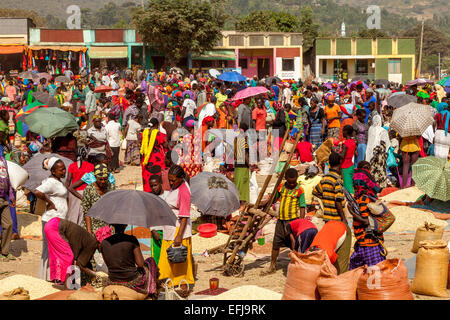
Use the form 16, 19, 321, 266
295, 136, 314, 163
287, 218, 318, 253
261, 168, 307, 275
335, 125, 356, 195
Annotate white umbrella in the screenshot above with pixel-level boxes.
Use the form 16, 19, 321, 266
209, 69, 221, 78
390, 102, 434, 137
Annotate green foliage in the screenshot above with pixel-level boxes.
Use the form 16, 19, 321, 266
358, 29, 388, 38
298, 5, 319, 52
402, 23, 450, 57
0, 8, 46, 27
235, 11, 277, 32
133, 0, 226, 65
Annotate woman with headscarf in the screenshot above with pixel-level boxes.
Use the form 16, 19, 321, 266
34, 157, 68, 281
308, 97, 325, 150
65, 147, 94, 225
365, 115, 390, 188
158, 165, 194, 288
81, 163, 115, 236
433, 102, 450, 160
140, 118, 168, 192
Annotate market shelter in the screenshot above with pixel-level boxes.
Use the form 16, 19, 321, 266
88, 46, 129, 69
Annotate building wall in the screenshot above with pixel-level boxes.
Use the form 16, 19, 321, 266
40, 29, 84, 43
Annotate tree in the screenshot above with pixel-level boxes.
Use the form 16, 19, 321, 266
298, 5, 319, 52
235, 10, 299, 33
358, 29, 389, 38
133, 0, 226, 65
0, 8, 46, 27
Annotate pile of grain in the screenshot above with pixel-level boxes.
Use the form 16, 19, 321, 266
0, 275, 60, 300
192, 232, 230, 254
17, 213, 42, 237
202, 285, 281, 300
380, 187, 424, 203
388, 206, 448, 233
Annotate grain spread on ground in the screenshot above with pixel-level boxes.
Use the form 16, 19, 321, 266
388, 206, 448, 233
202, 285, 282, 300
192, 232, 230, 254
0, 275, 61, 300
17, 213, 42, 237
380, 186, 425, 203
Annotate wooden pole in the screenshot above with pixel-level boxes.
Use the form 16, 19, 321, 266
417, 19, 424, 77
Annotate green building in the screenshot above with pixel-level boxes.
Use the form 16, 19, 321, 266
314, 37, 416, 84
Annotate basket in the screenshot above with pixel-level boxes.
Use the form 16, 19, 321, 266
162, 279, 190, 300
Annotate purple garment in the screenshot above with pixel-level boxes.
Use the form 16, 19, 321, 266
183, 90, 195, 100
350, 244, 386, 270
140, 80, 148, 95
0, 156, 15, 201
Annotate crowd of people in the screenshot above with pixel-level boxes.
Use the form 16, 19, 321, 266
0, 64, 448, 297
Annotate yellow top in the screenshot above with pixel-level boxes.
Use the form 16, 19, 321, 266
399, 136, 420, 153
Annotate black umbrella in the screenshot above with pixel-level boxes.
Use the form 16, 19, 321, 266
265, 76, 281, 85
374, 79, 389, 87
87, 190, 177, 228
387, 94, 417, 108
22, 153, 73, 192
31, 91, 61, 108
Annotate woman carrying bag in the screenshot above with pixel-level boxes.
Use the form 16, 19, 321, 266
158, 165, 194, 288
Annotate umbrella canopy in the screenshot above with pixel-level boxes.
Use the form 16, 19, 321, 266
232, 86, 269, 101
349, 81, 369, 89
436, 76, 450, 86
442, 77, 450, 87
405, 78, 433, 87
389, 91, 406, 98
55, 75, 71, 83
87, 190, 177, 228
390, 102, 434, 137
374, 79, 390, 87
206, 129, 240, 146
190, 172, 240, 217
15, 101, 48, 121
37, 73, 52, 81
94, 85, 113, 93
387, 94, 417, 108
23, 107, 79, 138
209, 69, 221, 78
218, 71, 246, 83
22, 153, 73, 192
18, 71, 38, 80
412, 157, 450, 202
31, 91, 60, 108
265, 76, 282, 86
351, 75, 369, 82
170, 67, 184, 75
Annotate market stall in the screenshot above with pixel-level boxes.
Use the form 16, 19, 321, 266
26, 46, 87, 75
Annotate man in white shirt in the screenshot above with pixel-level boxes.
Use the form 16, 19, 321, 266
101, 71, 111, 87
182, 94, 196, 126
111, 75, 120, 97
85, 83, 97, 129
105, 113, 122, 173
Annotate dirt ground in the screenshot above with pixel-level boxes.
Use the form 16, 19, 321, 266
1, 163, 449, 300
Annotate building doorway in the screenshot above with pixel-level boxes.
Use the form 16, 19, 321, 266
258, 58, 270, 79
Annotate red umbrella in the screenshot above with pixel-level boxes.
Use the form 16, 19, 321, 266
94, 85, 113, 93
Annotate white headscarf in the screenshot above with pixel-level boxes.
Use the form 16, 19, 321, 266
43, 157, 61, 171
365, 115, 391, 162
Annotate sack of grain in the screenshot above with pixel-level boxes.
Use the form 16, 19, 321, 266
411, 222, 444, 253
102, 285, 148, 300
357, 259, 414, 300
37, 285, 98, 300
317, 267, 364, 300
282, 249, 337, 300
67, 290, 101, 300
411, 240, 449, 298
315, 139, 334, 164
0, 287, 30, 300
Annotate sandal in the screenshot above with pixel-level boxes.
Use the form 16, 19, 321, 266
260, 268, 276, 276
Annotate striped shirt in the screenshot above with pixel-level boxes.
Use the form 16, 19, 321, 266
234, 133, 248, 168
312, 170, 345, 221
55, 94, 65, 106
434, 112, 449, 131
275, 183, 306, 221
353, 195, 383, 247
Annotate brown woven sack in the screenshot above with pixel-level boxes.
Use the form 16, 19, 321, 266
357, 259, 414, 300
102, 285, 148, 300
412, 222, 444, 253
282, 249, 337, 300
317, 267, 364, 300
35, 284, 97, 300
411, 240, 449, 298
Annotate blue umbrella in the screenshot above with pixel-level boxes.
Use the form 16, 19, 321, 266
443, 77, 450, 87
218, 71, 246, 82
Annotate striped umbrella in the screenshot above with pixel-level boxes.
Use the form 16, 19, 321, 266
412, 157, 450, 201
390, 102, 434, 137
436, 76, 449, 86
16, 101, 48, 121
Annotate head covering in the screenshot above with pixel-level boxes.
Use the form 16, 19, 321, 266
202, 116, 215, 126
353, 167, 381, 199
365, 115, 390, 163
326, 94, 336, 101
92, 115, 102, 120
43, 157, 61, 171
94, 163, 109, 178
185, 119, 195, 128
95, 226, 112, 243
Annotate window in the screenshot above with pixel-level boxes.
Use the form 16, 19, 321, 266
239, 58, 248, 69
322, 60, 327, 74
333, 59, 347, 73
388, 59, 401, 74
355, 59, 368, 74
282, 58, 295, 71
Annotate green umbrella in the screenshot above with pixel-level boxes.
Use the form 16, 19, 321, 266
412, 156, 450, 202
436, 76, 449, 86
23, 107, 79, 138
